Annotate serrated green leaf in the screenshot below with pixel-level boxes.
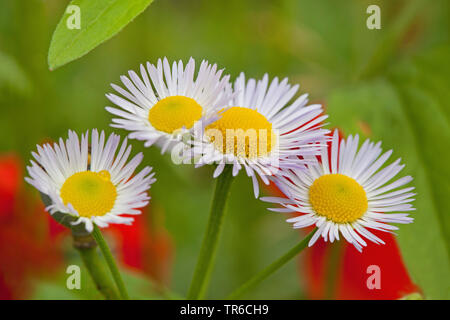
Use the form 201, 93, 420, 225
48, 0, 154, 70
327, 46, 450, 299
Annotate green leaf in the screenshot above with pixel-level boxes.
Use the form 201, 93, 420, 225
327, 45, 450, 299
48, 0, 154, 70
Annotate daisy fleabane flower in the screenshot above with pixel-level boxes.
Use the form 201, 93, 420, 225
263, 130, 415, 251
191, 72, 329, 197
25, 129, 156, 233
105, 57, 232, 153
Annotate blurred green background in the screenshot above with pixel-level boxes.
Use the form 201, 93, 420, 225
0, 0, 449, 299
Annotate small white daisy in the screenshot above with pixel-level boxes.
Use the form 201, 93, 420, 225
263, 130, 415, 251
25, 129, 156, 233
105, 57, 232, 153
191, 72, 329, 197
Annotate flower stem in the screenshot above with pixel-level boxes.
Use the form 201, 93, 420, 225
325, 241, 343, 299
73, 234, 119, 300
226, 229, 316, 299
92, 224, 129, 300
187, 165, 234, 299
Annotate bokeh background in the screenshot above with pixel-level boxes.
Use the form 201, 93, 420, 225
0, 0, 448, 299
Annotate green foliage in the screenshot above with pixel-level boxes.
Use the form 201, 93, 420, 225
33, 266, 167, 300
327, 45, 450, 299
48, 0, 154, 70
0, 0, 448, 299
0, 51, 32, 95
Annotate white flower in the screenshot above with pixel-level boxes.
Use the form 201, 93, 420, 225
25, 129, 156, 233
106, 57, 232, 154
263, 130, 415, 252
191, 72, 329, 197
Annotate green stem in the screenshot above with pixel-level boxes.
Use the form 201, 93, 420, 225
187, 165, 234, 299
73, 234, 120, 300
226, 229, 316, 299
324, 241, 343, 299
92, 224, 129, 300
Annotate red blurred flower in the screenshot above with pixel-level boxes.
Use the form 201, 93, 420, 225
107, 210, 173, 285
301, 231, 420, 299
0, 154, 63, 299
0, 155, 21, 219
0, 152, 173, 299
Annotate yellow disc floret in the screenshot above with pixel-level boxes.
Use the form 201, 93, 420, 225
309, 174, 368, 223
148, 96, 203, 134
60, 170, 117, 218
206, 107, 275, 158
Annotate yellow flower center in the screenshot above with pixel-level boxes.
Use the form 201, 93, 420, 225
309, 174, 368, 223
148, 96, 203, 134
60, 170, 117, 218
206, 107, 275, 158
